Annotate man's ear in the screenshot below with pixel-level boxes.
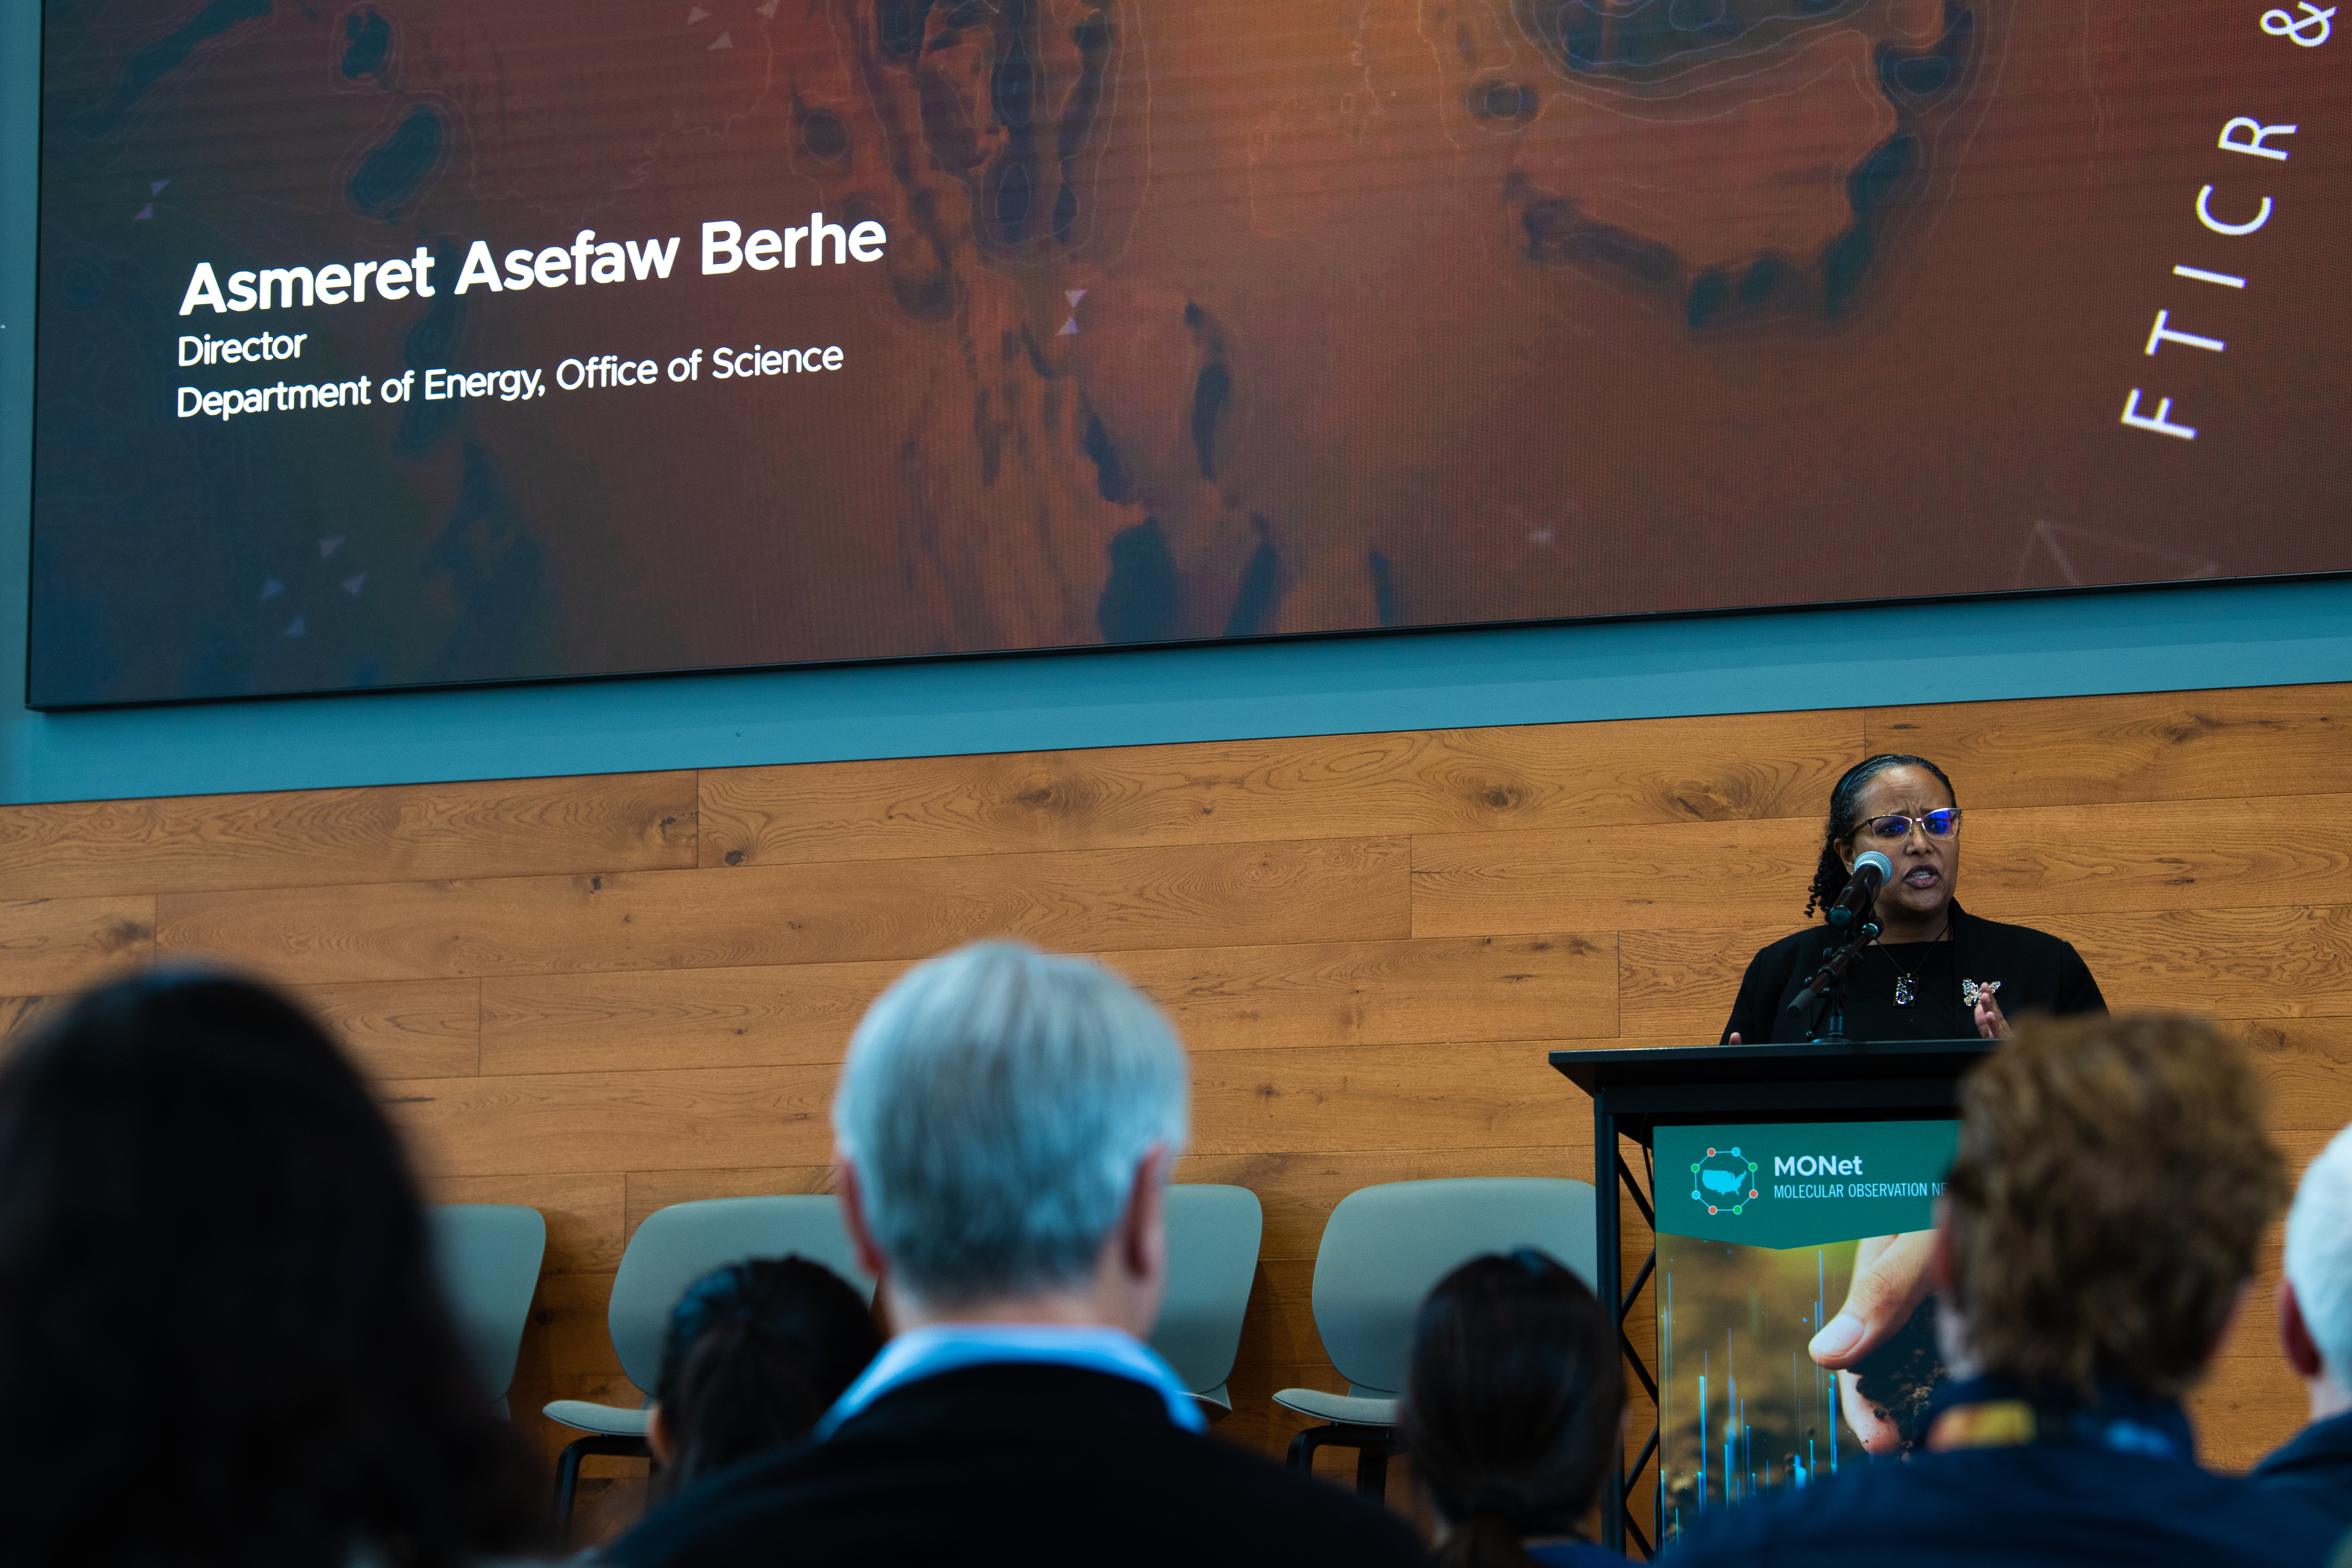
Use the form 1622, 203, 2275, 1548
646, 1402, 675, 1468
834, 1155, 890, 1283
1121, 1143, 1170, 1285
2281, 1278, 2328, 1380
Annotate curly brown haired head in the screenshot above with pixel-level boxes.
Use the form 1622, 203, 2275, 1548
1943, 1013, 2284, 1402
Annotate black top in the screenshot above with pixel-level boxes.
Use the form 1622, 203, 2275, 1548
1720, 901, 2107, 1045
2252, 1410, 2352, 1527
1661, 1379, 2346, 1568
605, 1363, 1432, 1568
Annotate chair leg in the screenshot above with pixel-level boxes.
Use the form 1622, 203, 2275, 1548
1356, 1443, 1390, 1499
1287, 1424, 1332, 1474
552, 1434, 653, 1542
553, 1439, 588, 1539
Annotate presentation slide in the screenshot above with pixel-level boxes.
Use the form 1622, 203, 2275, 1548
1656, 1119, 1959, 1544
27, 0, 2349, 705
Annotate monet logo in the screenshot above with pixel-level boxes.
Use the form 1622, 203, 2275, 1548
1688, 1147, 1761, 1216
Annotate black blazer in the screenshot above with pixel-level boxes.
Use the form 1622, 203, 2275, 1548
607, 1363, 1432, 1568
1721, 901, 2107, 1045
2251, 1409, 2352, 1526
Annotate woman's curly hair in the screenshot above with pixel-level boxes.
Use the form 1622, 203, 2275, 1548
1944, 1013, 2285, 1400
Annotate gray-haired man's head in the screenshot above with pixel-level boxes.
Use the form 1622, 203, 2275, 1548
831, 941, 1190, 1307
2286, 1122, 2352, 1397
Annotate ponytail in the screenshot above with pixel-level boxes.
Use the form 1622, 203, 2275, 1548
1403, 1253, 1618, 1568
1437, 1508, 1540, 1568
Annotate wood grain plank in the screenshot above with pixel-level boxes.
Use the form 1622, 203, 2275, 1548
697, 710, 1862, 868
1410, 819, 1816, 938
530, 1270, 627, 1379
483, 931, 1615, 1076
1871, 685, 2352, 810
158, 838, 1412, 983
0, 895, 153, 996
625, 1164, 837, 1238
289, 978, 479, 1079
389, 1038, 1590, 1180
382, 1064, 842, 1180
2190, 1354, 2310, 1473
1618, 924, 1790, 1039
1115, 933, 1618, 1052
0, 772, 698, 900
426, 1171, 626, 1275
482, 964, 909, 1076
2042, 907, 2352, 1018
1175, 1146, 1598, 1259
2234, 1021, 2352, 1132
1961, 797, 2352, 918
1189, 1041, 1594, 1157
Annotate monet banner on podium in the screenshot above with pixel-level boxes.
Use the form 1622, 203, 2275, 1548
1654, 1119, 1960, 1544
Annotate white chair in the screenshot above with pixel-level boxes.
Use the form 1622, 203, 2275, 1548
429, 1203, 547, 1419
1274, 1177, 1598, 1494
543, 1195, 873, 1530
1150, 1185, 1264, 1419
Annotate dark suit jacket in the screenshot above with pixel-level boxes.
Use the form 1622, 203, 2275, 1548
2254, 1411, 2352, 1527
607, 1364, 1432, 1568
1720, 901, 2106, 1044
1661, 1383, 2344, 1568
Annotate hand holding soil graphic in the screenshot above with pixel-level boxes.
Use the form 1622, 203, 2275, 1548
1808, 1229, 1944, 1453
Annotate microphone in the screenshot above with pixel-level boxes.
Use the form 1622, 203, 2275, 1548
1827, 850, 1894, 932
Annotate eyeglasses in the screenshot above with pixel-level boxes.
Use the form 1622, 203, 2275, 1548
1861, 808, 1962, 841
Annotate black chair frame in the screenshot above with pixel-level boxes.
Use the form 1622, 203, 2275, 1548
1285, 1420, 1394, 1497
553, 1432, 656, 1538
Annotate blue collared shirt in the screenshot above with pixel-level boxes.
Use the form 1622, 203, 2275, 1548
814, 1323, 1208, 1439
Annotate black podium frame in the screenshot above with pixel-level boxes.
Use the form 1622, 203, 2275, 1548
1549, 1039, 1995, 1557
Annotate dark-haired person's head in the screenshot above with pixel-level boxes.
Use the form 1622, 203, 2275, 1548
0, 970, 540, 1568
1805, 753, 1961, 930
1402, 1250, 1624, 1568
1941, 1012, 2285, 1403
646, 1256, 883, 1493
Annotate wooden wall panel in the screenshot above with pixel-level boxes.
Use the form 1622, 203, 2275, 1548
0, 894, 153, 994
0, 773, 697, 900
155, 838, 1411, 982
1873, 686, 2349, 806
697, 710, 1862, 869
2, 678, 2345, 1540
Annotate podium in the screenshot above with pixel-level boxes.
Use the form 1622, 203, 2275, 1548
1549, 1039, 1994, 1557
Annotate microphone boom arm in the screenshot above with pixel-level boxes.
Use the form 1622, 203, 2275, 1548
1787, 920, 1880, 1043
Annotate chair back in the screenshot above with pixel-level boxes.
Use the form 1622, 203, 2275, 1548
1309, 1176, 1597, 1396
429, 1203, 547, 1408
1150, 1184, 1263, 1395
609, 1195, 873, 1394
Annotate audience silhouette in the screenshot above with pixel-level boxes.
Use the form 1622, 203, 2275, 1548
608, 940, 1428, 1567
643, 1256, 882, 1496
1402, 1250, 1624, 1566
2252, 1121, 2352, 1524
0, 971, 542, 1568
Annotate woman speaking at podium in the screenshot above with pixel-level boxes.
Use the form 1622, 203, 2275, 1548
1721, 753, 2110, 1454
1720, 754, 2107, 1046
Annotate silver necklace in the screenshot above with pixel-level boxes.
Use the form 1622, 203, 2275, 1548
1878, 919, 1952, 1007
